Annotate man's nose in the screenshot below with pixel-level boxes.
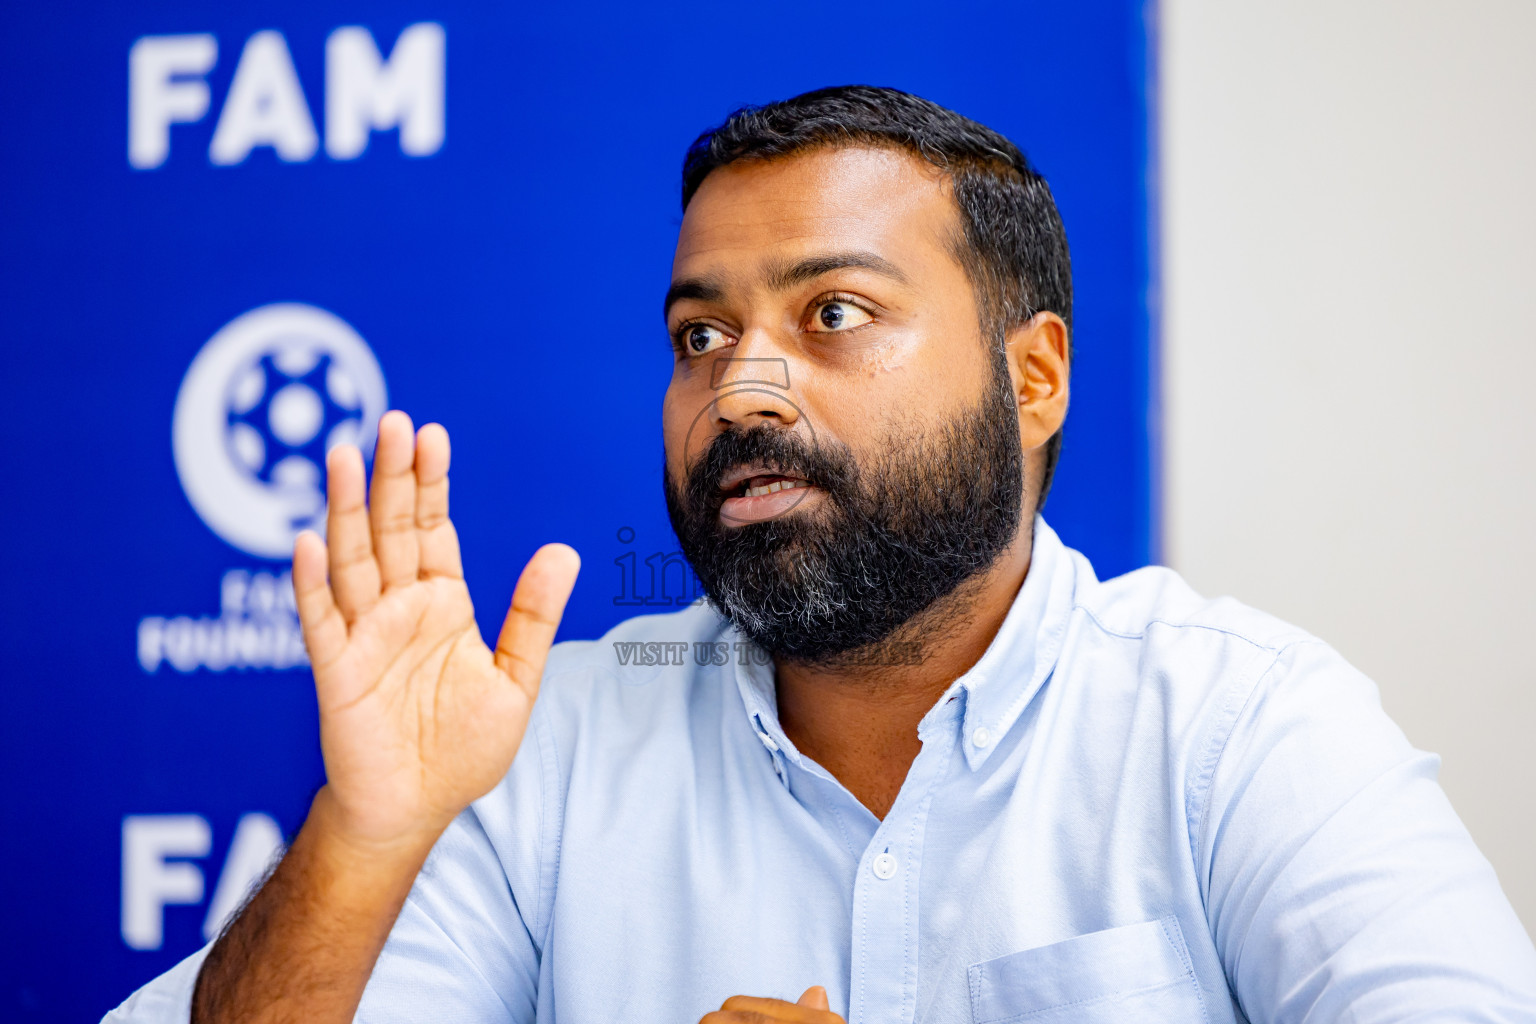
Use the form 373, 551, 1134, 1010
710, 353, 799, 430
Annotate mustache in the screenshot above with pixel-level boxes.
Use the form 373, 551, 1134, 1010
679, 423, 857, 516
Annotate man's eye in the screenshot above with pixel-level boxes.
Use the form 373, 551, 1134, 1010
807, 300, 873, 333
679, 324, 733, 356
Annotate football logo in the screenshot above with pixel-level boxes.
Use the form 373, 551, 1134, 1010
173, 303, 387, 558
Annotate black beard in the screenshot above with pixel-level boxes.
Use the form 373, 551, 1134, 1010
663, 353, 1025, 667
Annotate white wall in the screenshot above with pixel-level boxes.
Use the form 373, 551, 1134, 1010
1161, 0, 1536, 935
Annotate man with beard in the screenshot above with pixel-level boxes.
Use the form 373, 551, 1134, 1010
109, 87, 1536, 1024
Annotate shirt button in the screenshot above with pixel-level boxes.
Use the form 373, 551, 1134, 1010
871, 852, 898, 880
759, 733, 779, 752
971, 726, 992, 748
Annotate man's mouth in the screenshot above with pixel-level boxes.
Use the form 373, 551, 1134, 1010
716, 465, 818, 523
718, 463, 811, 495
735, 474, 813, 498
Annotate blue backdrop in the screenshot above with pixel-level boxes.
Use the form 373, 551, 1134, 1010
0, 2, 1153, 1019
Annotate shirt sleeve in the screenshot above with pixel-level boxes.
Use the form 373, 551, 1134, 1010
1196, 639, 1536, 1022
100, 708, 555, 1024
357, 795, 544, 1023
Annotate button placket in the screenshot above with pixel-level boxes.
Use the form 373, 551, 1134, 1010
846, 721, 957, 1024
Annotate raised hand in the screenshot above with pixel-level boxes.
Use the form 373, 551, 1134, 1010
292, 410, 580, 850
192, 412, 580, 1023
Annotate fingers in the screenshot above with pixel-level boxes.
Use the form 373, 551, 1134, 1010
494, 544, 581, 697
368, 411, 421, 590
293, 530, 347, 671
326, 444, 381, 623
707, 992, 842, 1022
414, 422, 462, 579
325, 413, 459, 620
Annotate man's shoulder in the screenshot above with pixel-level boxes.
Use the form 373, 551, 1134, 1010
526, 601, 735, 740
541, 599, 731, 682
472, 602, 737, 843
1057, 554, 1387, 801
1055, 554, 1354, 728
1071, 557, 1320, 658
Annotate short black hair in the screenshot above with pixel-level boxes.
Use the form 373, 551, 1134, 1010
680, 84, 1073, 509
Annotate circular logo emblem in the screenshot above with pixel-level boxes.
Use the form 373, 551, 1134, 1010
173, 303, 387, 559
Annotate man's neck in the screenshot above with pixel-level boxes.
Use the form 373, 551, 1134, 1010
772, 527, 1034, 820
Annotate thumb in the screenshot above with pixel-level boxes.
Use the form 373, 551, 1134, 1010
796, 985, 829, 1011
494, 543, 581, 695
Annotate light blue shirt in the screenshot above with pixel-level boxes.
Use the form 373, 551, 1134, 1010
108, 518, 1536, 1022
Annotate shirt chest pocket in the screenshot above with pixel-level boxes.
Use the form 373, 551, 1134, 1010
967, 916, 1209, 1024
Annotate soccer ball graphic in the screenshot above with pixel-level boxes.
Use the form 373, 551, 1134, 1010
174, 304, 387, 559
225, 347, 367, 497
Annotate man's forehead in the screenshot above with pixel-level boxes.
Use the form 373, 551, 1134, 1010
671, 145, 958, 280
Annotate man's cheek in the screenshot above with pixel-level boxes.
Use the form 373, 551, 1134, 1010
659, 422, 686, 481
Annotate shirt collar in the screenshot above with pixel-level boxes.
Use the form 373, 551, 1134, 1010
732, 514, 1080, 773
938, 515, 1079, 770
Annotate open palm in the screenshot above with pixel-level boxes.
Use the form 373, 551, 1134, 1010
291, 411, 580, 848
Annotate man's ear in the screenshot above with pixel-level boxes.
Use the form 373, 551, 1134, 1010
1003, 312, 1070, 451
